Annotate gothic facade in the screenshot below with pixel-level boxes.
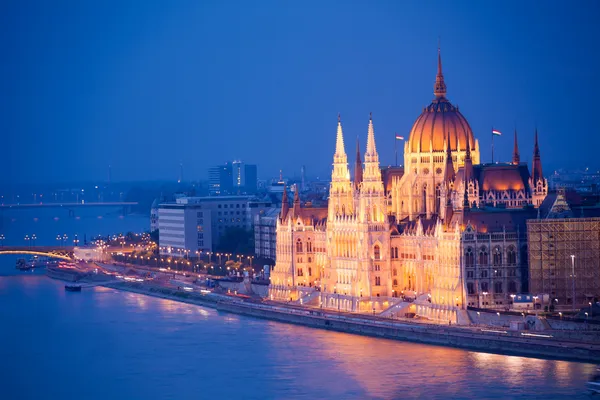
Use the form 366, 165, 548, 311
268, 49, 547, 323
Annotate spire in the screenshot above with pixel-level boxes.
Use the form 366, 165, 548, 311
365, 112, 377, 157
354, 136, 363, 187
292, 186, 301, 215
443, 131, 455, 184
512, 128, 520, 165
464, 136, 473, 184
335, 113, 346, 158
331, 114, 350, 182
434, 44, 447, 99
532, 128, 543, 182
280, 184, 289, 220
361, 113, 383, 185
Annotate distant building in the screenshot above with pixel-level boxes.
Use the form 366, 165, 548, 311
158, 195, 271, 257
254, 207, 281, 261
150, 198, 159, 232
208, 164, 232, 196
548, 168, 600, 193
209, 161, 258, 196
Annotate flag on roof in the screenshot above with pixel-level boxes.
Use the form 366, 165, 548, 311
395, 134, 404, 140
492, 129, 502, 136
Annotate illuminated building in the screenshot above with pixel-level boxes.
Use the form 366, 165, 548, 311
269, 49, 547, 323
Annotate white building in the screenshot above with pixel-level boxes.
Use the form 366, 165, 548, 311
158, 196, 271, 257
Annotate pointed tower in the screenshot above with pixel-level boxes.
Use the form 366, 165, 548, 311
359, 113, 386, 223
463, 137, 473, 183
434, 46, 447, 99
280, 184, 289, 220
292, 186, 301, 216
328, 114, 354, 219
332, 114, 350, 183
443, 131, 456, 184
354, 137, 363, 188
531, 129, 543, 182
362, 113, 383, 184
512, 129, 520, 165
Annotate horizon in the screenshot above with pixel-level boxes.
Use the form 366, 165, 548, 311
3, 1, 600, 184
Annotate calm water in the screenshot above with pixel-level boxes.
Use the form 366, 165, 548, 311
0, 209, 595, 399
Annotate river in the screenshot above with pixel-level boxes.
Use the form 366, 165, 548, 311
0, 208, 595, 399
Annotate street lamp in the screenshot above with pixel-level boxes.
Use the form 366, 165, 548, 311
510, 294, 516, 307
73, 234, 80, 247
0, 234, 4, 247
570, 255, 576, 311
482, 291, 488, 308
24, 235, 30, 248
31, 234, 37, 247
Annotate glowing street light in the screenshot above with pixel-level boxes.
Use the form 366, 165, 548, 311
0, 234, 5, 247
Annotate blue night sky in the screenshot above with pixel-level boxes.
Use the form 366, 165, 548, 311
2, 0, 599, 184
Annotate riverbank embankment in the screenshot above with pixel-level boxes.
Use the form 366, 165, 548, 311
104, 281, 600, 364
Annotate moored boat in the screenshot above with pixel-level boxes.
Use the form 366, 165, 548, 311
65, 284, 82, 292
16, 258, 32, 270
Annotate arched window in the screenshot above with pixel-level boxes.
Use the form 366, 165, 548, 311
479, 247, 488, 265
374, 245, 381, 260
508, 281, 517, 293
395, 247, 399, 258
393, 279, 398, 286
481, 270, 488, 278
481, 282, 489, 292
493, 247, 502, 266
494, 281, 503, 294
465, 247, 474, 267
507, 246, 516, 266
467, 282, 475, 295
296, 239, 303, 253
308, 267, 312, 276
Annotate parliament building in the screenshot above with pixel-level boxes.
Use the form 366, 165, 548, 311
268, 50, 548, 323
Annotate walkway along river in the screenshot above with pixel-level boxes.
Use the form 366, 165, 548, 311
105, 280, 600, 364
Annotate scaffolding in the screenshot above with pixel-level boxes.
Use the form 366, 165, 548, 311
527, 217, 600, 308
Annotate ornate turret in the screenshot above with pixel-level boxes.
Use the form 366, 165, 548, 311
292, 187, 301, 215
531, 129, 543, 182
354, 137, 363, 188
512, 129, 520, 165
280, 184, 289, 220
463, 137, 473, 183
434, 46, 447, 99
362, 113, 382, 183
443, 131, 455, 184
331, 114, 350, 183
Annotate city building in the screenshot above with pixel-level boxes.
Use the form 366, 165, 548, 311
268, 49, 548, 323
209, 161, 258, 196
528, 191, 600, 308
254, 207, 281, 261
158, 195, 271, 257
150, 198, 159, 233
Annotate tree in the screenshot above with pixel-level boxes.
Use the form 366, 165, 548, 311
216, 227, 254, 255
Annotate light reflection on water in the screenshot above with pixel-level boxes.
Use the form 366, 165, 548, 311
0, 273, 593, 400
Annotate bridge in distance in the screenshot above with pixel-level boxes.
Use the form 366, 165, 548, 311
0, 202, 138, 209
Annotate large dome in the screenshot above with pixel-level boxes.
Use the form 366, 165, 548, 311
408, 98, 475, 153
407, 48, 475, 154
